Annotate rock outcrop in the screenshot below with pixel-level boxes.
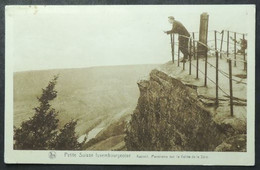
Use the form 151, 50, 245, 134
125, 69, 246, 151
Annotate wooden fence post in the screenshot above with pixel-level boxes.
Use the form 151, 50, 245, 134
243, 34, 246, 71
227, 31, 229, 61
170, 34, 173, 61
214, 30, 217, 52
183, 51, 185, 70
215, 31, 219, 105
220, 31, 224, 59
189, 38, 192, 75
196, 42, 199, 79
198, 13, 209, 58
228, 59, 234, 116
204, 47, 208, 87
178, 41, 180, 67
171, 34, 175, 63
192, 32, 196, 59
234, 32, 237, 67
216, 51, 219, 106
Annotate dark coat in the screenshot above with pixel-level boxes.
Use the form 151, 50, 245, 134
166, 20, 190, 38
167, 20, 190, 57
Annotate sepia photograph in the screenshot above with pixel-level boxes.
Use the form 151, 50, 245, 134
5, 5, 255, 165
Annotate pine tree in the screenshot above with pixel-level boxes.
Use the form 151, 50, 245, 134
50, 119, 86, 150
14, 75, 59, 150
14, 75, 86, 150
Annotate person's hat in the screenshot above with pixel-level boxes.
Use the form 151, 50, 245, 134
168, 16, 175, 20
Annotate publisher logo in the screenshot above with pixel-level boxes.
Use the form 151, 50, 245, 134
49, 151, 56, 159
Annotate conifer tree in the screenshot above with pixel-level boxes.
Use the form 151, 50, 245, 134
50, 120, 86, 150
14, 75, 86, 150
14, 76, 59, 150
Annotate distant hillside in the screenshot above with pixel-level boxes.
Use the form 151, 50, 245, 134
14, 64, 159, 138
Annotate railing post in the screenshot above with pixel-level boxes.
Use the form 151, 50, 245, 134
227, 31, 229, 61
170, 34, 173, 61
183, 58, 185, 70
214, 30, 217, 52
228, 59, 234, 116
183, 43, 185, 70
220, 31, 224, 59
178, 40, 180, 67
216, 51, 219, 106
192, 32, 196, 59
243, 34, 246, 71
204, 47, 208, 87
215, 31, 218, 106
189, 38, 192, 75
198, 12, 209, 58
196, 42, 199, 79
234, 32, 237, 67
171, 34, 175, 63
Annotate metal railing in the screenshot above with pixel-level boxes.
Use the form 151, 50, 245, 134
169, 30, 247, 116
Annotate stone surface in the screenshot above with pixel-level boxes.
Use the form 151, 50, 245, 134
125, 69, 245, 151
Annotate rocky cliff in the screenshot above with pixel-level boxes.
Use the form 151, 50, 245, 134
125, 67, 246, 151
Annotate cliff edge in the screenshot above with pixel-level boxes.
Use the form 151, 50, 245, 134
125, 61, 246, 151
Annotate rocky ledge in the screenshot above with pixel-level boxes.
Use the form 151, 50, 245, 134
125, 66, 246, 151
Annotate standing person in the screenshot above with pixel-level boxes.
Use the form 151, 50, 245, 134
164, 16, 190, 62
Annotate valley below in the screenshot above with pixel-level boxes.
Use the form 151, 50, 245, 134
14, 64, 158, 150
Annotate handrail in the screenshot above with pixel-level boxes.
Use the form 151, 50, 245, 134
168, 29, 248, 116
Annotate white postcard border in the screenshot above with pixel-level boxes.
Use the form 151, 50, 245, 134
4, 5, 255, 165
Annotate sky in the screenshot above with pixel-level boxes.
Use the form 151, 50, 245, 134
6, 5, 254, 72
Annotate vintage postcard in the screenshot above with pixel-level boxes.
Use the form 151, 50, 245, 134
5, 5, 255, 165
